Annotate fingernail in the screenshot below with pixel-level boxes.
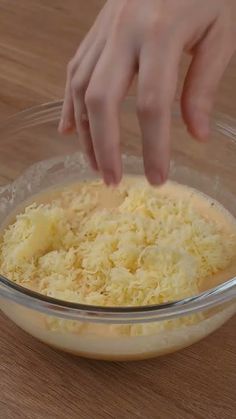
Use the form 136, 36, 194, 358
104, 171, 117, 186
148, 170, 164, 186
58, 118, 73, 133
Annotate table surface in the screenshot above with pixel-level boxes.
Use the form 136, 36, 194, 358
0, 1, 235, 418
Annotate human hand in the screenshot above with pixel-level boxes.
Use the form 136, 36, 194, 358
59, 0, 236, 186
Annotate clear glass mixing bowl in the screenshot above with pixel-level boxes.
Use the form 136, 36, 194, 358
0, 98, 235, 361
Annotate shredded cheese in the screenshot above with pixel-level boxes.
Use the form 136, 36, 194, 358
0, 178, 235, 311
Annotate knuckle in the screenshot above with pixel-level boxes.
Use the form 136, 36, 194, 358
137, 94, 167, 119
148, 14, 172, 38
149, 17, 162, 35
71, 77, 85, 96
85, 87, 109, 110
113, 2, 129, 28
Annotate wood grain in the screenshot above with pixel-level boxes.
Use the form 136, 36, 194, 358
0, 1, 235, 418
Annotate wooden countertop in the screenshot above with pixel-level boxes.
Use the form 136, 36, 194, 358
0, 1, 235, 418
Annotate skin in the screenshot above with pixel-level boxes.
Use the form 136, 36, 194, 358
59, 0, 236, 186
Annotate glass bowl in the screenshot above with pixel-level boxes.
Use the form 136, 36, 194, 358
0, 98, 235, 361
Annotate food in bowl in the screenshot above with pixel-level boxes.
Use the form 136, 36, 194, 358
0, 99, 235, 360
0, 176, 235, 359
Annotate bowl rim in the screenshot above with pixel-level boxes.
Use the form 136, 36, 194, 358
0, 98, 235, 323
0, 97, 236, 139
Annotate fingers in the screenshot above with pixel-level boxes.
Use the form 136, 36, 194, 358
73, 101, 99, 172
85, 37, 137, 185
182, 25, 235, 141
59, 42, 103, 170
70, 41, 106, 171
59, 38, 97, 135
58, 73, 76, 135
58, 5, 107, 135
59, 34, 106, 169
137, 39, 181, 185
58, 47, 94, 135
59, 0, 236, 188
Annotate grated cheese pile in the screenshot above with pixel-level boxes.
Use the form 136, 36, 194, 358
0, 178, 236, 309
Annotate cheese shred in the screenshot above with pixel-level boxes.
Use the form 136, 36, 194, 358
0, 179, 235, 310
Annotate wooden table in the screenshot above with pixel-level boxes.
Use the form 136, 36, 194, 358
0, 1, 235, 418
